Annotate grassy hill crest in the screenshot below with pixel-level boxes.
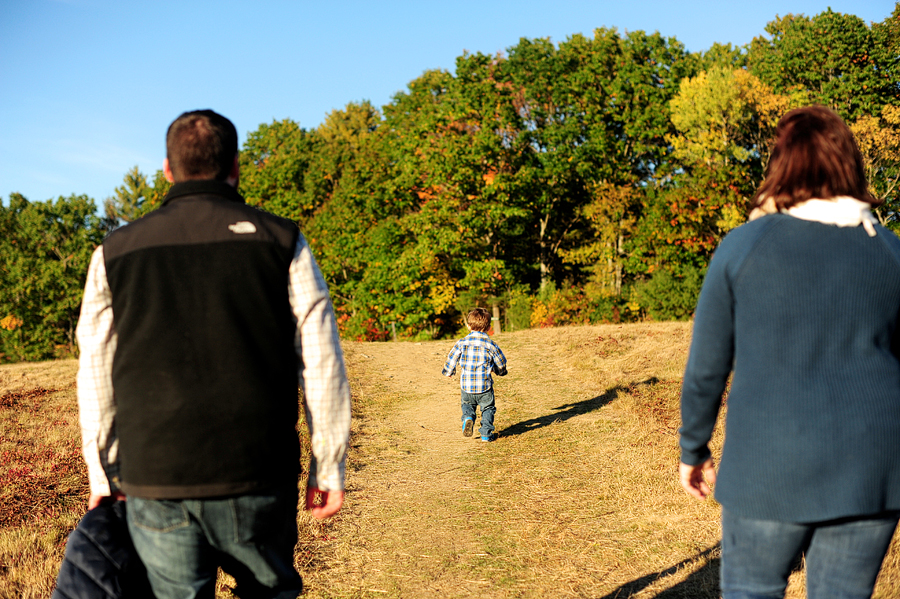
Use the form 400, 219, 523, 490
2, 323, 898, 598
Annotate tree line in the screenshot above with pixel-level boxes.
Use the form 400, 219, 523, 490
2, 6, 898, 361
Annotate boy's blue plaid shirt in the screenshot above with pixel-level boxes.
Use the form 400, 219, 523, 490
442, 331, 507, 393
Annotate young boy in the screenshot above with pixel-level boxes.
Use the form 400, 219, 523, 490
441, 308, 508, 442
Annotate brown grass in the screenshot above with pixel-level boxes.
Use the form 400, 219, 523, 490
0, 361, 85, 599
1, 324, 898, 598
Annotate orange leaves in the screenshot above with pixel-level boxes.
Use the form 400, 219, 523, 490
1, 315, 23, 331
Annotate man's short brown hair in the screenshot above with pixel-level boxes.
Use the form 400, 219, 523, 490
466, 308, 491, 332
165, 110, 238, 181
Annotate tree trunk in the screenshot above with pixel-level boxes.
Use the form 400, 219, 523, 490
615, 230, 624, 296
492, 303, 501, 334
539, 213, 551, 291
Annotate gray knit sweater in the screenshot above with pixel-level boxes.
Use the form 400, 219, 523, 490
680, 213, 900, 522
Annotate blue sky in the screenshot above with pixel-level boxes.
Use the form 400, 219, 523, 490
1, 0, 894, 206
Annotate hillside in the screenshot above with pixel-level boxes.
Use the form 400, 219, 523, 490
295, 322, 900, 598
1, 323, 898, 598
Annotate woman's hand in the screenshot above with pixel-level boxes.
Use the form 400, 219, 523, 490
679, 458, 717, 500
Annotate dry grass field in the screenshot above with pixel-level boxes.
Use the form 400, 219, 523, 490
1, 322, 898, 598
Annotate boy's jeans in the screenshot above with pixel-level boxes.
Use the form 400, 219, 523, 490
461, 388, 495, 437
127, 486, 303, 599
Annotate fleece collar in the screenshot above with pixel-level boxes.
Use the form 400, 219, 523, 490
162, 180, 245, 207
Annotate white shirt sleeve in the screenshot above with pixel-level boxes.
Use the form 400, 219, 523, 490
75, 245, 120, 496
288, 234, 352, 491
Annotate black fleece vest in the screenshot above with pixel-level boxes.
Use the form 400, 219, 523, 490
103, 181, 300, 499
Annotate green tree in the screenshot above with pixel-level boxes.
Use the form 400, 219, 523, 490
104, 167, 171, 228
145, 169, 173, 213
0, 193, 104, 362
504, 35, 592, 290
629, 168, 745, 280
872, 4, 900, 102
239, 119, 319, 224
748, 8, 896, 121
369, 63, 531, 336
506, 28, 696, 292
632, 263, 706, 321
104, 166, 148, 224
559, 182, 643, 296
302, 101, 430, 339
699, 42, 748, 70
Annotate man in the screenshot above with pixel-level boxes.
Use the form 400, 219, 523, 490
76, 109, 351, 598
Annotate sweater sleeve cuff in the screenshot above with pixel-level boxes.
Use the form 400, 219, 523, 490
680, 445, 712, 466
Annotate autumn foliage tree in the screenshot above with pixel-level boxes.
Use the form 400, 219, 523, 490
852, 105, 900, 228
3, 5, 897, 357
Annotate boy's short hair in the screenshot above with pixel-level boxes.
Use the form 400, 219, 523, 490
466, 308, 491, 332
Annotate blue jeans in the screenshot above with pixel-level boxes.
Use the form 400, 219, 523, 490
461, 389, 495, 437
127, 487, 302, 599
721, 508, 899, 599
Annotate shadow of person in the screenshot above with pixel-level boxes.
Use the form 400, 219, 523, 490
599, 543, 720, 599
499, 377, 660, 439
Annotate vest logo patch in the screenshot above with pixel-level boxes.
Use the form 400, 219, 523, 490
228, 221, 257, 234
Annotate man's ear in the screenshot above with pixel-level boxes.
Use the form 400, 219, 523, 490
163, 158, 175, 183
225, 153, 239, 187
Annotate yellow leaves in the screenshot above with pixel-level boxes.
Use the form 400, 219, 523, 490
413, 254, 458, 315
669, 67, 805, 169
625, 301, 642, 315
715, 204, 746, 232
529, 301, 550, 328
852, 106, 900, 155
317, 101, 380, 147
1, 315, 23, 331
427, 277, 457, 314
851, 105, 900, 202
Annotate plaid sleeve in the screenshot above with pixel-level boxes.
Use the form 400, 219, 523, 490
75, 245, 120, 496
442, 341, 462, 376
492, 343, 508, 376
289, 234, 352, 492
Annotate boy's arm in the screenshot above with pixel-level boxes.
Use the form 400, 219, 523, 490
491, 344, 508, 376
441, 342, 462, 377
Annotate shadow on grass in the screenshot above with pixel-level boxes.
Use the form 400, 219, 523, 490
499, 377, 659, 438
599, 542, 720, 599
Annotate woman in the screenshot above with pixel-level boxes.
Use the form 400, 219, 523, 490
679, 105, 900, 599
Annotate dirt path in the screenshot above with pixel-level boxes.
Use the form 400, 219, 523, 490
333, 337, 522, 596
297, 324, 726, 598
305, 324, 900, 599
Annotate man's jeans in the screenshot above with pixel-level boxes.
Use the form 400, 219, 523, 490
127, 487, 302, 599
721, 508, 899, 599
461, 388, 495, 437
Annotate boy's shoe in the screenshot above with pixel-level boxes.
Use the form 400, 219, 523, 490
463, 419, 474, 437
481, 433, 496, 442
